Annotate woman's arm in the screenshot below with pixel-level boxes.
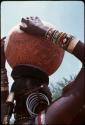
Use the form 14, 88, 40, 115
1, 37, 6, 68
1, 37, 9, 102
1, 37, 9, 123
72, 41, 85, 66
20, 17, 85, 124
20, 17, 85, 66
35, 67, 84, 125
46, 68, 84, 124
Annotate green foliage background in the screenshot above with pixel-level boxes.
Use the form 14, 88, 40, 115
50, 75, 76, 101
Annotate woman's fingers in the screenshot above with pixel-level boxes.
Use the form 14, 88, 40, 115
21, 17, 42, 27
29, 16, 34, 20
35, 16, 41, 22
26, 17, 29, 19
20, 16, 46, 35
21, 18, 29, 24
1, 36, 6, 41
20, 18, 29, 31
20, 25, 25, 31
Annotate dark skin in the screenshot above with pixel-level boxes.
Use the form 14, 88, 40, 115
1, 17, 84, 124
1, 37, 9, 123
1, 36, 6, 68
20, 17, 85, 124
20, 17, 49, 36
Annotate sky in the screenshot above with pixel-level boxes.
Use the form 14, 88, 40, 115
1, 1, 84, 91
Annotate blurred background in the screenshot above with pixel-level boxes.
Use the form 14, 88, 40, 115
1, 1, 84, 94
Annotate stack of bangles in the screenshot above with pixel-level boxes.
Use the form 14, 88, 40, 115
45, 28, 79, 52
1, 68, 9, 92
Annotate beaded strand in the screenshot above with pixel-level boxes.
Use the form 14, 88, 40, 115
45, 28, 76, 51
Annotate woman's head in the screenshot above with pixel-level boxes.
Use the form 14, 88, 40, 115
11, 64, 52, 118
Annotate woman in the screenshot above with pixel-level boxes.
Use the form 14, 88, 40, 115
1, 37, 9, 123
20, 17, 85, 124
2, 16, 85, 124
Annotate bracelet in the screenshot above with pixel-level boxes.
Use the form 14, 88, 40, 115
57, 33, 72, 49
45, 28, 77, 51
62, 34, 75, 50
45, 28, 56, 40
51, 31, 76, 50
1, 69, 8, 83
67, 37, 79, 52
56, 32, 64, 44
51, 30, 60, 43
